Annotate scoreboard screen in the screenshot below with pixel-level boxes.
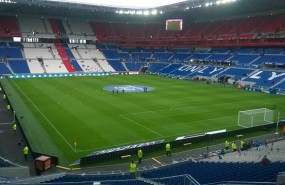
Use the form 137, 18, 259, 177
166, 19, 183, 31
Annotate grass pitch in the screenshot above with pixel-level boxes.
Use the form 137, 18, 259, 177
2, 75, 285, 165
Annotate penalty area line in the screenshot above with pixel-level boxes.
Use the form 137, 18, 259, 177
11, 79, 76, 152
120, 114, 164, 138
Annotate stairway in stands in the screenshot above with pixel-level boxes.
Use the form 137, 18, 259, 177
55, 43, 76, 72
49, 18, 66, 38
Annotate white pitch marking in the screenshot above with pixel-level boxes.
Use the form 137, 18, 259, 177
11, 79, 76, 152
122, 100, 267, 116
120, 114, 164, 137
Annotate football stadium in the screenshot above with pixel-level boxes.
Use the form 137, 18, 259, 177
0, 0, 285, 184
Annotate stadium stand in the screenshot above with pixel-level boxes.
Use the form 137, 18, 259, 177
89, 22, 114, 39
147, 63, 169, 73
8, 60, 30, 74
1, 2, 285, 184
26, 59, 45, 74
23, 43, 56, 59
108, 59, 126, 71
171, 53, 192, 63
43, 60, 69, 73
49, 18, 67, 35
159, 63, 182, 74
275, 80, 285, 89
0, 15, 21, 37
243, 70, 285, 87
125, 62, 144, 71
0, 63, 12, 74
18, 16, 47, 34
54, 43, 76, 72
251, 55, 285, 65
217, 67, 255, 80
66, 19, 93, 35
141, 139, 285, 184
0, 48, 23, 59
101, 49, 120, 59
229, 54, 260, 66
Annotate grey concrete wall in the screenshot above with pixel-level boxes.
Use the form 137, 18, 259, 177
0, 167, 30, 178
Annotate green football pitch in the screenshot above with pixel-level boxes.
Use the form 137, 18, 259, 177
2, 75, 285, 165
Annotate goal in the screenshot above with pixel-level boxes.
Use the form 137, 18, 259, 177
238, 108, 274, 128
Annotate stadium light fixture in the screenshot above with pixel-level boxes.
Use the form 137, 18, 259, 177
114, 8, 160, 16
136, 10, 143, 15
151, 9, 157, 15
41, 0, 187, 9
0, 0, 16, 3
143, 10, 150, 16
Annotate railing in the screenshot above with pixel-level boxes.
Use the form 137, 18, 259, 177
205, 181, 276, 185
150, 174, 200, 185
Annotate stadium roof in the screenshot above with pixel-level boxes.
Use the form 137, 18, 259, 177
39, 0, 188, 9
0, 0, 285, 23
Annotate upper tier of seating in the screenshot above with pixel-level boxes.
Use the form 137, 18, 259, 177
1, 13, 285, 41
0, 15, 21, 37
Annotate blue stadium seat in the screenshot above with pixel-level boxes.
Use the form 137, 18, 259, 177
9, 60, 30, 74
0, 63, 12, 74
107, 59, 126, 71
142, 161, 285, 184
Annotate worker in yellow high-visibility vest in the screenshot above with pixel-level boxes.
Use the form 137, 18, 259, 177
129, 160, 136, 177
12, 123, 17, 134
225, 140, 230, 150
23, 145, 29, 161
231, 142, 237, 152
166, 143, 171, 157
138, 149, 143, 163
240, 140, 244, 151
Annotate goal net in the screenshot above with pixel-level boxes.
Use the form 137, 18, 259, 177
238, 108, 274, 128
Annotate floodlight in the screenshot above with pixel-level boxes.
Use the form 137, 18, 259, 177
40, 0, 187, 9
143, 10, 149, 15
151, 9, 157, 15
136, 10, 143, 15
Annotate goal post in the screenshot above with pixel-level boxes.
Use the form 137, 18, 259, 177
238, 108, 274, 128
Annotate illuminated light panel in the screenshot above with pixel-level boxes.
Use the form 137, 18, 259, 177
42, 0, 187, 9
